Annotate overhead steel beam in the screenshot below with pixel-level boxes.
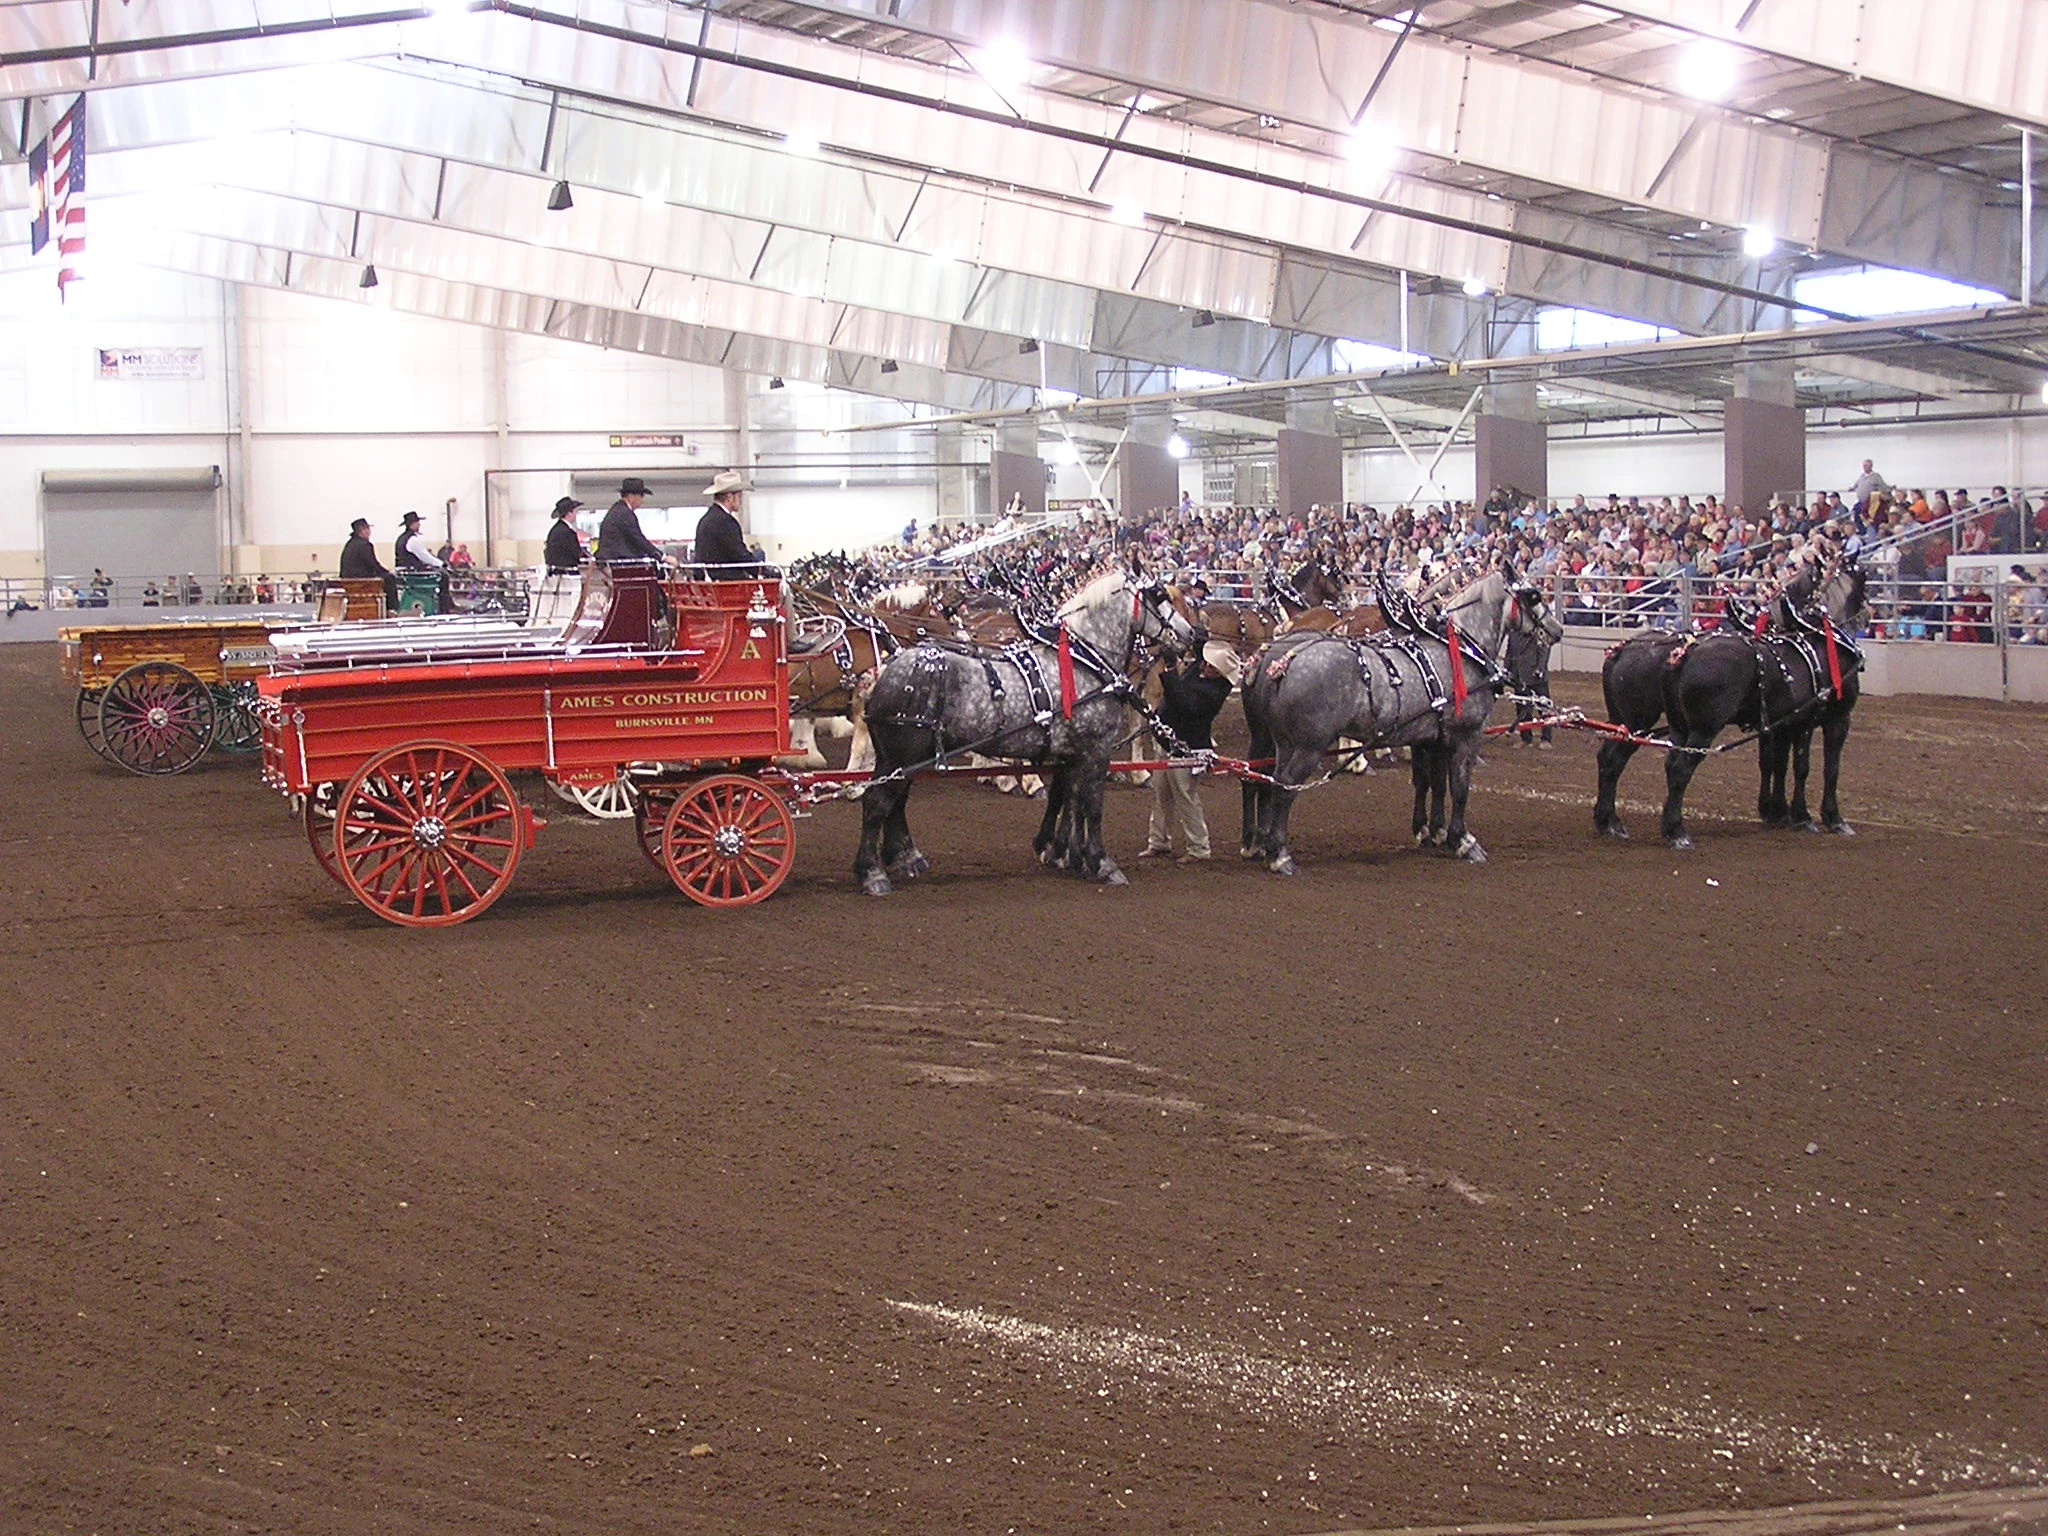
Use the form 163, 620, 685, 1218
1802, 353, 1986, 403
132, 224, 1037, 414
0, 4, 1887, 327
1562, 0, 2048, 132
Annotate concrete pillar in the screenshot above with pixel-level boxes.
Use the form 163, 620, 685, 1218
1474, 379, 1547, 505
990, 421, 1045, 523
1277, 398, 1342, 519
1723, 361, 1804, 515
1119, 412, 1177, 525
934, 425, 976, 527
724, 369, 752, 476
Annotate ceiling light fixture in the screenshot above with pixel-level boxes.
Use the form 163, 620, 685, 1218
1167, 434, 1191, 459
1193, 310, 1217, 327
879, 358, 900, 374
784, 129, 820, 157
1108, 200, 1145, 226
1676, 37, 1741, 102
547, 180, 573, 211
768, 376, 786, 390
1345, 124, 1399, 176
1018, 338, 1040, 355
1741, 224, 1776, 258
1462, 276, 1488, 297
358, 263, 379, 289
971, 38, 1033, 94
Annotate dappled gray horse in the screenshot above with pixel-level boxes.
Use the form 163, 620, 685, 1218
1239, 568, 1531, 872
853, 572, 1200, 895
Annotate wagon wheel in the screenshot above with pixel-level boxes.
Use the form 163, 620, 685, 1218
74, 688, 111, 761
660, 774, 795, 907
333, 742, 523, 927
546, 775, 637, 819
303, 782, 346, 888
97, 662, 217, 776
632, 786, 680, 870
210, 682, 264, 754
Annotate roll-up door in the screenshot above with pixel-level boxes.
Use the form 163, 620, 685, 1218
40, 465, 224, 580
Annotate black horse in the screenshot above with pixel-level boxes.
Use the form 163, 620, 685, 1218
853, 571, 1200, 894
1593, 557, 1870, 847
1239, 568, 1538, 871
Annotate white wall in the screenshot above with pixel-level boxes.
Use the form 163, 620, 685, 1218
749, 483, 937, 561
0, 277, 750, 576
0, 265, 231, 575
1341, 413, 2048, 508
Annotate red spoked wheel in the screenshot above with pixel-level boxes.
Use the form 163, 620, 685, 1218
333, 742, 524, 927
303, 782, 346, 888
632, 785, 680, 871
97, 662, 217, 776
660, 774, 795, 907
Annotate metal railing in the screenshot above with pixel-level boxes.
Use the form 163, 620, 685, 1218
1543, 566, 2048, 647
3, 568, 532, 616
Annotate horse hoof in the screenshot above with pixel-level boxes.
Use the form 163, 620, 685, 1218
1239, 844, 1261, 860
1266, 854, 1296, 877
1665, 833, 1693, 851
1794, 819, 1821, 835
1100, 864, 1128, 887
1828, 821, 1856, 837
1413, 829, 1429, 848
860, 872, 894, 896
1456, 835, 1487, 864
889, 851, 930, 879
1597, 820, 1629, 841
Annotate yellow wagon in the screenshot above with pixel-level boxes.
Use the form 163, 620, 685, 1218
60, 619, 288, 775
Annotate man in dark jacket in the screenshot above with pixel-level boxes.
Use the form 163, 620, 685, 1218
544, 497, 586, 574
597, 477, 664, 565
692, 469, 757, 568
1139, 656, 1232, 862
339, 516, 397, 612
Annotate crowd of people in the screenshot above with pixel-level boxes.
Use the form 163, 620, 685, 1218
875, 457, 2048, 644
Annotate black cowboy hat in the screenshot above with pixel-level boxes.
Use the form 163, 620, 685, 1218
401, 510, 422, 526
552, 496, 582, 519
350, 517, 371, 532
620, 476, 651, 497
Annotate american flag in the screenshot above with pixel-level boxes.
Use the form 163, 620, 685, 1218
29, 96, 87, 299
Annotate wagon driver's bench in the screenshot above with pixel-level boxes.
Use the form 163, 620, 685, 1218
258, 563, 797, 927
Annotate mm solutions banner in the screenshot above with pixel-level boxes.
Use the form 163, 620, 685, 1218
97, 347, 204, 380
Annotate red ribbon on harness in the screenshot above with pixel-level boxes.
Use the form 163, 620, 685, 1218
1822, 614, 1843, 693
1056, 625, 1076, 718
1445, 617, 1467, 710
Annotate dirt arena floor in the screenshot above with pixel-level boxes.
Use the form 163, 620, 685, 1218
3, 641, 2045, 1536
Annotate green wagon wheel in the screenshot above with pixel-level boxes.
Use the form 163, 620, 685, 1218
97, 661, 217, 776
75, 688, 112, 761
210, 682, 264, 753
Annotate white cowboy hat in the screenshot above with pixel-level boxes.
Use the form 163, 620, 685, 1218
707, 469, 752, 497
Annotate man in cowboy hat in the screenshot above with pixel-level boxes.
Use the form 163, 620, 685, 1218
393, 510, 444, 573
597, 476, 664, 566
544, 496, 586, 574
339, 515, 398, 612
393, 508, 450, 611
693, 469, 758, 567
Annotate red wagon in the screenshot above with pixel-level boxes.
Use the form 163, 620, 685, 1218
258, 565, 797, 927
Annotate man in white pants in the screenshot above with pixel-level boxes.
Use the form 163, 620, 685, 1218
1139, 656, 1232, 863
